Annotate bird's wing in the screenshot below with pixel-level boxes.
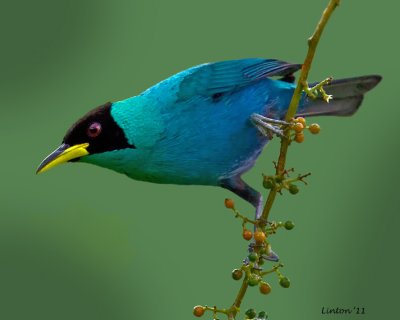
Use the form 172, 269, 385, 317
177, 58, 301, 100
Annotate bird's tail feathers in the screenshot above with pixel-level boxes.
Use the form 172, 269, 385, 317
296, 75, 382, 117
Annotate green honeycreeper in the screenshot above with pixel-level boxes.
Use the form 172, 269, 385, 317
36, 58, 381, 219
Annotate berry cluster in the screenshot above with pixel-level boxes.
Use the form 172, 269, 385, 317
262, 170, 310, 196
291, 117, 320, 143
193, 199, 294, 319
224, 199, 292, 291
229, 242, 291, 291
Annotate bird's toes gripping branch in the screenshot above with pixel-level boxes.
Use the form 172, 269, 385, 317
302, 77, 333, 103
251, 113, 321, 144
250, 114, 289, 139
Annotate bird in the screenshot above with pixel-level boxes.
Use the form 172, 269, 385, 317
36, 58, 381, 219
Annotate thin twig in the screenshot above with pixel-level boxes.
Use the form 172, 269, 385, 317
228, 1, 341, 319
261, 0, 341, 222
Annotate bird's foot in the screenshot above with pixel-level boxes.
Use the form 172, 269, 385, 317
302, 77, 333, 103
251, 114, 290, 139
262, 250, 280, 262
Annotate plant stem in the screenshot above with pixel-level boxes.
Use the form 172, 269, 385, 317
227, 1, 341, 319
228, 279, 248, 319
261, 0, 341, 222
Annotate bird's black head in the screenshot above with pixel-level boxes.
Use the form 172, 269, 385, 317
36, 102, 135, 174
63, 102, 135, 156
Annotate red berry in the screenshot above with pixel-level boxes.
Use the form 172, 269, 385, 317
242, 229, 253, 241
193, 306, 205, 317
259, 282, 272, 295
224, 198, 235, 209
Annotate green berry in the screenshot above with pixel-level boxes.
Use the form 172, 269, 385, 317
288, 184, 299, 195
258, 311, 268, 319
279, 277, 291, 288
248, 274, 260, 287
231, 269, 243, 280
284, 221, 295, 230
248, 252, 258, 262
245, 308, 257, 319
263, 177, 274, 189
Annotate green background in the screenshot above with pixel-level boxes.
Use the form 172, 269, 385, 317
0, 0, 398, 319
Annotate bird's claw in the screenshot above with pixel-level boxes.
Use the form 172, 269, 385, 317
261, 250, 280, 262
251, 114, 290, 139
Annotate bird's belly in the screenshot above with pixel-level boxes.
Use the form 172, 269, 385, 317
132, 140, 268, 186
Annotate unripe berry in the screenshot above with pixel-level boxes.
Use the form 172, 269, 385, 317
259, 282, 272, 295
242, 229, 253, 241
193, 306, 205, 317
275, 176, 283, 183
248, 252, 258, 262
254, 231, 266, 243
279, 277, 291, 288
288, 184, 299, 195
224, 198, 235, 209
232, 269, 243, 280
247, 274, 260, 286
245, 309, 257, 319
258, 311, 268, 319
263, 177, 274, 189
284, 221, 295, 230
309, 123, 321, 134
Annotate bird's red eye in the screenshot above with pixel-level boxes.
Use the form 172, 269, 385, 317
87, 122, 102, 138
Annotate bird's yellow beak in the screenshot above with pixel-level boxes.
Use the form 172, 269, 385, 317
36, 143, 90, 174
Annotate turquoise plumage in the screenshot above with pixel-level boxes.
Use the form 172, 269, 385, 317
84, 59, 299, 184
37, 58, 381, 218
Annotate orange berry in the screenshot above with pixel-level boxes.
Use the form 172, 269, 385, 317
259, 282, 272, 295
254, 231, 266, 243
193, 306, 205, 317
242, 229, 253, 241
293, 122, 304, 133
295, 117, 306, 126
224, 198, 235, 209
308, 123, 321, 134
294, 133, 305, 143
